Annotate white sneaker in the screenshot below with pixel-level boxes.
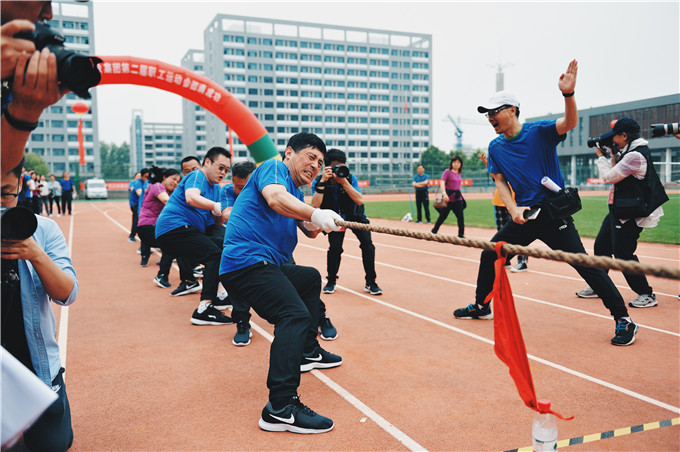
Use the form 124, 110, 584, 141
629, 293, 657, 308
57, 214, 61, 217
575, 286, 599, 299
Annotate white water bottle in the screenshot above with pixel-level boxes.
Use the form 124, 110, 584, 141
532, 399, 557, 451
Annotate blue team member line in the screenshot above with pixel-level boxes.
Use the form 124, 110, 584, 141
156, 147, 233, 325
220, 132, 343, 434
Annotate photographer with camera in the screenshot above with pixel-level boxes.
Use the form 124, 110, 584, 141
576, 118, 668, 308
1, 1, 65, 174
311, 148, 382, 296
2, 159, 78, 451
454, 61, 640, 347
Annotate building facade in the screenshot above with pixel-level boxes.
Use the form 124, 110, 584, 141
180, 49, 209, 160
191, 14, 432, 186
21, 0, 100, 178
129, 110, 184, 171
528, 94, 680, 186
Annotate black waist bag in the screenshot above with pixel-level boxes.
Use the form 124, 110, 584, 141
544, 187, 582, 220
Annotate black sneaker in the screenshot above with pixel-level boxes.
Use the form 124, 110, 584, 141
318, 316, 338, 341
233, 320, 252, 346
140, 256, 149, 267
322, 282, 336, 294
171, 280, 201, 296
611, 318, 638, 346
364, 282, 382, 296
193, 265, 204, 279
153, 274, 171, 289
453, 303, 493, 320
259, 395, 333, 434
300, 346, 342, 372
190, 305, 234, 325
213, 295, 233, 311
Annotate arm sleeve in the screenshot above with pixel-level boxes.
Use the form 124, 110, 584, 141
598, 152, 647, 184
44, 221, 78, 306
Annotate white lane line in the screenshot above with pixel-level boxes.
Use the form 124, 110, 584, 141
335, 285, 680, 415
93, 204, 427, 450
300, 242, 679, 338
249, 322, 427, 451
347, 237, 680, 299
57, 212, 75, 377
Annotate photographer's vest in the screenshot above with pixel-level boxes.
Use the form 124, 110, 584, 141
613, 145, 668, 219
315, 175, 367, 222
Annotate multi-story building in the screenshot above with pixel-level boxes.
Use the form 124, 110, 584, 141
129, 110, 183, 171
180, 49, 209, 159
21, 0, 100, 178
190, 14, 432, 186
529, 94, 680, 186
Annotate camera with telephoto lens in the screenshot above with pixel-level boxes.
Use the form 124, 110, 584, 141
587, 132, 615, 149
13, 21, 102, 99
651, 123, 679, 138
331, 164, 350, 178
1, 206, 38, 241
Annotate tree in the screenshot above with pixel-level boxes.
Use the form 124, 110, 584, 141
24, 152, 49, 176
416, 145, 450, 176
100, 141, 131, 180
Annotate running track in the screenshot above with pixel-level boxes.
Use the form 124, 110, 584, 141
49, 199, 678, 450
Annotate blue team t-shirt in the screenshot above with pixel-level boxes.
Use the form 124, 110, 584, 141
487, 120, 566, 207
219, 183, 237, 209
129, 180, 139, 206
412, 173, 430, 191
155, 169, 220, 238
220, 159, 303, 274
60, 178, 74, 193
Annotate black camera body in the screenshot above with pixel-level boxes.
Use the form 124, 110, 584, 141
587, 132, 615, 149
13, 21, 102, 99
651, 123, 679, 138
331, 164, 350, 178
1, 206, 38, 241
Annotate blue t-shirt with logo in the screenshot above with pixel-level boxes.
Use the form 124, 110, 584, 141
155, 169, 220, 238
487, 120, 566, 207
220, 159, 303, 274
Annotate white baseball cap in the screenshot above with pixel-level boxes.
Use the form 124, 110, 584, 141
477, 91, 520, 113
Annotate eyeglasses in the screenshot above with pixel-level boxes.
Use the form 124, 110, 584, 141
485, 105, 511, 118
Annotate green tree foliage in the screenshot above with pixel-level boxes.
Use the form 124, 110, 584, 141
416, 145, 450, 176
24, 152, 49, 176
100, 142, 131, 180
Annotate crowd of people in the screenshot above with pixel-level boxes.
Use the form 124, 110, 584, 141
1, 0, 671, 444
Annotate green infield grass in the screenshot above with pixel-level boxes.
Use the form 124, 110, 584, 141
365, 195, 679, 245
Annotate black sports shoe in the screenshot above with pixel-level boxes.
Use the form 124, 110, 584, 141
213, 295, 232, 311
259, 395, 333, 434
300, 346, 342, 372
318, 316, 338, 341
611, 318, 638, 346
364, 281, 382, 296
171, 280, 201, 296
190, 305, 234, 325
153, 274, 171, 288
140, 256, 149, 267
322, 282, 336, 294
233, 320, 252, 346
453, 303, 493, 320
193, 265, 204, 279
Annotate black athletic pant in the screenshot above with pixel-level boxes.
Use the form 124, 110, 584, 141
22, 368, 73, 452
327, 228, 376, 284
593, 207, 653, 296
474, 208, 629, 320
157, 225, 222, 302
137, 224, 193, 281
432, 189, 465, 237
129, 204, 139, 239
221, 262, 321, 406
61, 192, 72, 215
415, 189, 430, 222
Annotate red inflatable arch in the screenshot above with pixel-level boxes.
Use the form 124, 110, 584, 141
95, 56, 279, 164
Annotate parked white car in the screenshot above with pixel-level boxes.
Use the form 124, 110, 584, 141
84, 178, 108, 199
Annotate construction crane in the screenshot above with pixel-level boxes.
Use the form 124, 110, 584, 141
446, 115, 463, 151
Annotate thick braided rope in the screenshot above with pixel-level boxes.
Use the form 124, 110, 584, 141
335, 220, 680, 280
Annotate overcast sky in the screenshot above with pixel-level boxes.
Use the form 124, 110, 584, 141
92, 1, 679, 152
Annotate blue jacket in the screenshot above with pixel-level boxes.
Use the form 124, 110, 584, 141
18, 215, 78, 385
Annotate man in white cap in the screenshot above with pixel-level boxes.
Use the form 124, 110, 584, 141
453, 60, 639, 346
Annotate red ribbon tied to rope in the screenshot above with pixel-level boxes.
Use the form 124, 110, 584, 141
485, 241, 573, 420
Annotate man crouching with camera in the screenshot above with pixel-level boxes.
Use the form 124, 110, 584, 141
2, 159, 78, 451
311, 148, 382, 296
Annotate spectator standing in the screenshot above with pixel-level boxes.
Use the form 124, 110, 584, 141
29, 171, 41, 214
412, 164, 431, 224
59, 171, 75, 215
127, 172, 141, 242
431, 156, 466, 237
38, 174, 50, 216
48, 173, 62, 217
